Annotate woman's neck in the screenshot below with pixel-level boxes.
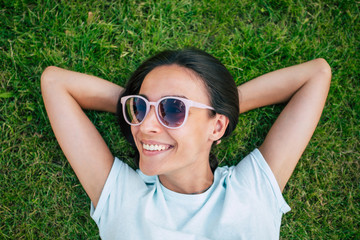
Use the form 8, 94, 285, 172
158, 163, 214, 194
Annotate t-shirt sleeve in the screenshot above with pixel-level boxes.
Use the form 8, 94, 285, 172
232, 149, 291, 215
90, 157, 146, 224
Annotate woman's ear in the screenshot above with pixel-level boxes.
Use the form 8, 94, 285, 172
209, 114, 229, 142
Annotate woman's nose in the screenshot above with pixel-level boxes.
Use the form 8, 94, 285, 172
139, 106, 163, 133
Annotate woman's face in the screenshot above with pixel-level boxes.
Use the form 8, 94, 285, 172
131, 64, 219, 178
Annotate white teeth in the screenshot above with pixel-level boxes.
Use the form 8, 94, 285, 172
143, 143, 169, 151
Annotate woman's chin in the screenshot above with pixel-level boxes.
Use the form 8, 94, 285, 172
139, 159, 162, 176
138, 149, 173, 176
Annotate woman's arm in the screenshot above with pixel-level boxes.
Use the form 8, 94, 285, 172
41, 66, 123, 207
238, 58, 331, 191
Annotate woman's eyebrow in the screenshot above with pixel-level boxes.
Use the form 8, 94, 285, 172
162, 94, 188, 99
138, 94, 188, 100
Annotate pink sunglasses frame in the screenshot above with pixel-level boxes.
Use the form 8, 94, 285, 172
121, 95, 215, 129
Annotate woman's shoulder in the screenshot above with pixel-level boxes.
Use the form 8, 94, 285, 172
214, 148, 277, 193
215, 149, 262, 176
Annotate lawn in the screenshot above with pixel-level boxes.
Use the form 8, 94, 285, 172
1, 0, 359, 239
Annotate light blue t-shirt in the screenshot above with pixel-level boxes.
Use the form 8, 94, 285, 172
91, 149, 290, 239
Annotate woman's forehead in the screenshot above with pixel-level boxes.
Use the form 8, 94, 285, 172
139, 65, 210, 103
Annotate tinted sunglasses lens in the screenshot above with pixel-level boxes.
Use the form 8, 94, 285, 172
125, 97, 147, 124
159, 98, 186, 128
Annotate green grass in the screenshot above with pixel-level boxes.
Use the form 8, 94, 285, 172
1, 0, 359, 238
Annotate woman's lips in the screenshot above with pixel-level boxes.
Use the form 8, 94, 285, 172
141, 141, 174, 154
143, 143, 171, 151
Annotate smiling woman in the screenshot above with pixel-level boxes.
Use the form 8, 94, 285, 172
118, 49, 239, 174
41, 48, 331, 239
129, 64, 224, 188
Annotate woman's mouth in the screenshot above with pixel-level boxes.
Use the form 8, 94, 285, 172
142, 143, 172, 152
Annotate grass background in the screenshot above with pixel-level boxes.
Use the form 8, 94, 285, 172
1, 0, 359, 238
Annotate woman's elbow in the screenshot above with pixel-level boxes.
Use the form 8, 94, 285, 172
315, 58, 332, 83
41, 66, 58, 83
40, 66, 64, 94
41, 67, 65, 101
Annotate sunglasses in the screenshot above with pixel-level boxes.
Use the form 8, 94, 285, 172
121, 95, 215, 129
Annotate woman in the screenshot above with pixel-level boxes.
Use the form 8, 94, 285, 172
41, 48, 331, 239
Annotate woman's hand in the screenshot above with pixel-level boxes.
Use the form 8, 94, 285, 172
41, 66, 123, 207
238, 59, 331, 191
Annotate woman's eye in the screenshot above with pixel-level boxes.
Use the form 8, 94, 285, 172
169, 100, 184, 113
